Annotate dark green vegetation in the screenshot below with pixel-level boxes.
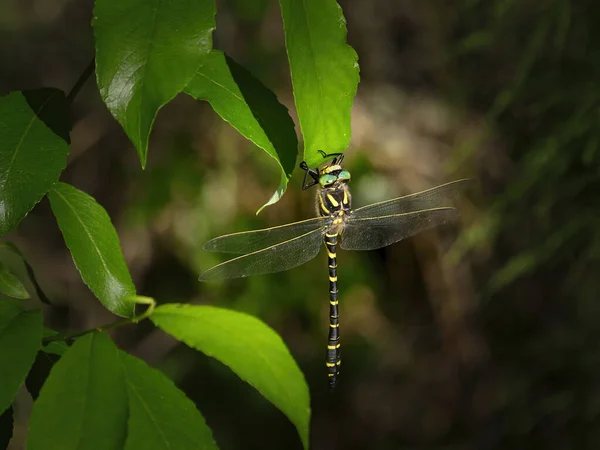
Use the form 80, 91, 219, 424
1, 0, 599, 449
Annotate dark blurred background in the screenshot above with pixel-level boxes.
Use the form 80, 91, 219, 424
3, 0, 600, 449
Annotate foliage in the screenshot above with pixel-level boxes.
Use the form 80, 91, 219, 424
0, 0, 359, 448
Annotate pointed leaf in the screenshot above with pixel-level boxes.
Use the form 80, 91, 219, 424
94, 0, 216, 167
0, 262, 29, 299
48, 182, 136, 317
27, 333, 128, 450
185, 50, 297, 211
119, 350, 218, 450
0, 301, 42, 414
279, 0, 359, 167
0, 89, 70, 236
151, 304, 310, 450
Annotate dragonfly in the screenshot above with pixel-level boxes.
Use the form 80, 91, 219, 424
199, 154, 468, 388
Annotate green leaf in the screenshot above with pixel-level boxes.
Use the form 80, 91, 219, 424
28, 332, 218, 450
0, 242, 52, 305
0, 89, 70, 236
151, 304, 310, 450
119, 350, 218, 450
185, 50, 298, 212
27, 333, 129, 450
48, 182, 136, 317
0, 262, 29, 299
93, 0, 216, 167
279, 0, 359, 168
42, 329, 69, 356
0, 301, 43, 414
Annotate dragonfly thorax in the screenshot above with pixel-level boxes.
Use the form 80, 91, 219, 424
316, 180, 352, 225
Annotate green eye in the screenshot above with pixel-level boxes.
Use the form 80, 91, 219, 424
319, 174, 337, 187
338, 170, 351, 181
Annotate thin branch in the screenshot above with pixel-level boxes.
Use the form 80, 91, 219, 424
66, 58, 96, 104
43, 297, 157, 344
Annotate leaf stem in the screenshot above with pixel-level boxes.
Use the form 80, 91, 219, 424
42, 296, 156, 343
66, 59, 96, 104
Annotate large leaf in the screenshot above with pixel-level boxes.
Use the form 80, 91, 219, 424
48, 182, 136, 317
185, 50, 297, 211
0, 262, 29, 299
28, 333, 218, 450
0, 89, 70, 236
94, 0, 216, 167
279, 0, 359, 168
151, 304, 310, 450
27, 333, 129, 450
0, 301, 43, 414
119, 350, 218, 450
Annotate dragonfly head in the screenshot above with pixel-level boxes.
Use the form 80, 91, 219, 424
319, 167, 351, 188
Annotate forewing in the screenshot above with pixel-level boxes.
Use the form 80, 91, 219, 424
341, 208, 459, 251
199, 228, 325, 281
351, 179, 470, 219
203, 217, 326, 254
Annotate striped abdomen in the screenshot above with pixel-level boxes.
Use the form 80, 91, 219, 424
325, 231, 341, 389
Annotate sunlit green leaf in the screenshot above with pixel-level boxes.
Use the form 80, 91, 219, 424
0, 89, 70, 236
151, 304, 310, 450
27, 333, 128, 450
0, 262, 29, 299
93, 0, 216, 167
0, 301, 42, 414
48, 182, 136, 317
279, 0, 359, 167
185, 50, 297, 212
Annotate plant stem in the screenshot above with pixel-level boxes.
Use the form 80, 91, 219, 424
42, 296, 156, 344
66, 58, 96, 104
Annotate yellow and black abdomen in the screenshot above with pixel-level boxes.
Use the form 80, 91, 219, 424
324, 231, 340, 388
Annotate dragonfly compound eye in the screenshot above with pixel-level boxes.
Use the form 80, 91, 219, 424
338, 170, 351, 182
319, 174, 337, 187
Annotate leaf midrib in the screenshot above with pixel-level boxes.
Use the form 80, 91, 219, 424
298, 0, 327, 144
51, 187, 114, 289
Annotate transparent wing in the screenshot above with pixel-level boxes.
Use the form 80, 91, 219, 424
351, 179, 470, 219
203, 217, 327, 254
199, 228, 325, 281
340, 207, 459, 251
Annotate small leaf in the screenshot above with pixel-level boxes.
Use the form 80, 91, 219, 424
0, 262, 29, 299
42, 329, 69, 356
0, 89, 70, 236
279, 0, 359, 168
151, 304, 310, 450
93, 0, 216, 167
0, 301, 43, 414
185, 50, 298, 211
27, 333, 128, 450
119, 350, 218, 450
0, 242, 52, 305
48, 182, 136, 317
